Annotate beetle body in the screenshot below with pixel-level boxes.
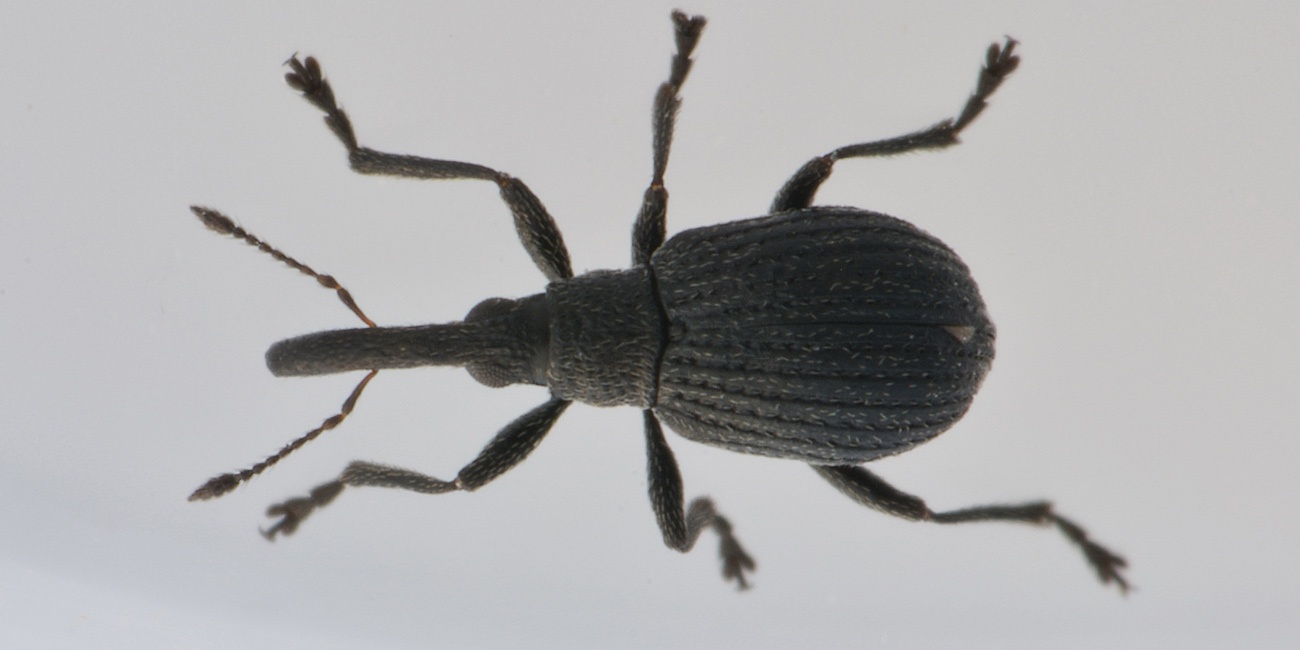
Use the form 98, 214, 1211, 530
193, 12, 1129, 593
269, 207, 995, 464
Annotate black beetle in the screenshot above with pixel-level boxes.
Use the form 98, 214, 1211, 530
190, 11, 1128, 593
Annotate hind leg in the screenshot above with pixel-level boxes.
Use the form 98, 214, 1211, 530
772, 38, 1019, 212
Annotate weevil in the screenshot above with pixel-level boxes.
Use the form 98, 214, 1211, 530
190, 11, 1128, 593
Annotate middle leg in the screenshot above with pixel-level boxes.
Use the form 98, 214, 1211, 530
644, 410, 755, 589
631, 11, 707, 266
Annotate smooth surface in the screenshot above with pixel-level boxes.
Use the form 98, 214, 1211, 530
3, 1, 1297, 648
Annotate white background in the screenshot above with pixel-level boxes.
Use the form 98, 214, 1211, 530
3, 1, 1297, 648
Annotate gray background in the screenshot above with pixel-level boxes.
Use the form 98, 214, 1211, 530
3, 1, 1297, 648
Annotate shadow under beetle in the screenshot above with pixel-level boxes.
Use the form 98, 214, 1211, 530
190, 11, 1128, 593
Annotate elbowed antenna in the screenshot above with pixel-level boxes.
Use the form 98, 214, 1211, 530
188, 205, 552, 502
267, 322, 518, 376
189, 370, 377, 502
190, 206, 377, 327
189, 204, 381, 501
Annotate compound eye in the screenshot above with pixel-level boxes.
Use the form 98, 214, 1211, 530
464, 297, 525, 387
465, 297, 515, 323
466, 362, 515, 388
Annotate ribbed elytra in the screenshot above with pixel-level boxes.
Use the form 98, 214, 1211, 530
651, 208, 995, 463
190, 12, 1129, 594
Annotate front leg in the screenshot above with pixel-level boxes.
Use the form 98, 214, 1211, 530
283, 55, 573, 282
644, 410, 755, 589
262, 397, 570, 539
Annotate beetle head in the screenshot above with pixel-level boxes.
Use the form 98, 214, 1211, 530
463, 294, 551, 388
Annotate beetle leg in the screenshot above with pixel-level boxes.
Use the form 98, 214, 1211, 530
632, 11, 707, 266
644, 410, 756, 589
260, 397, 569, 539
812, 464, 1129, 594
771, 37, 1019, 212
283, 55, 573, 282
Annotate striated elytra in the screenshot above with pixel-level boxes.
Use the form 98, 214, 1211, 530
191, 11, 1128, 593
